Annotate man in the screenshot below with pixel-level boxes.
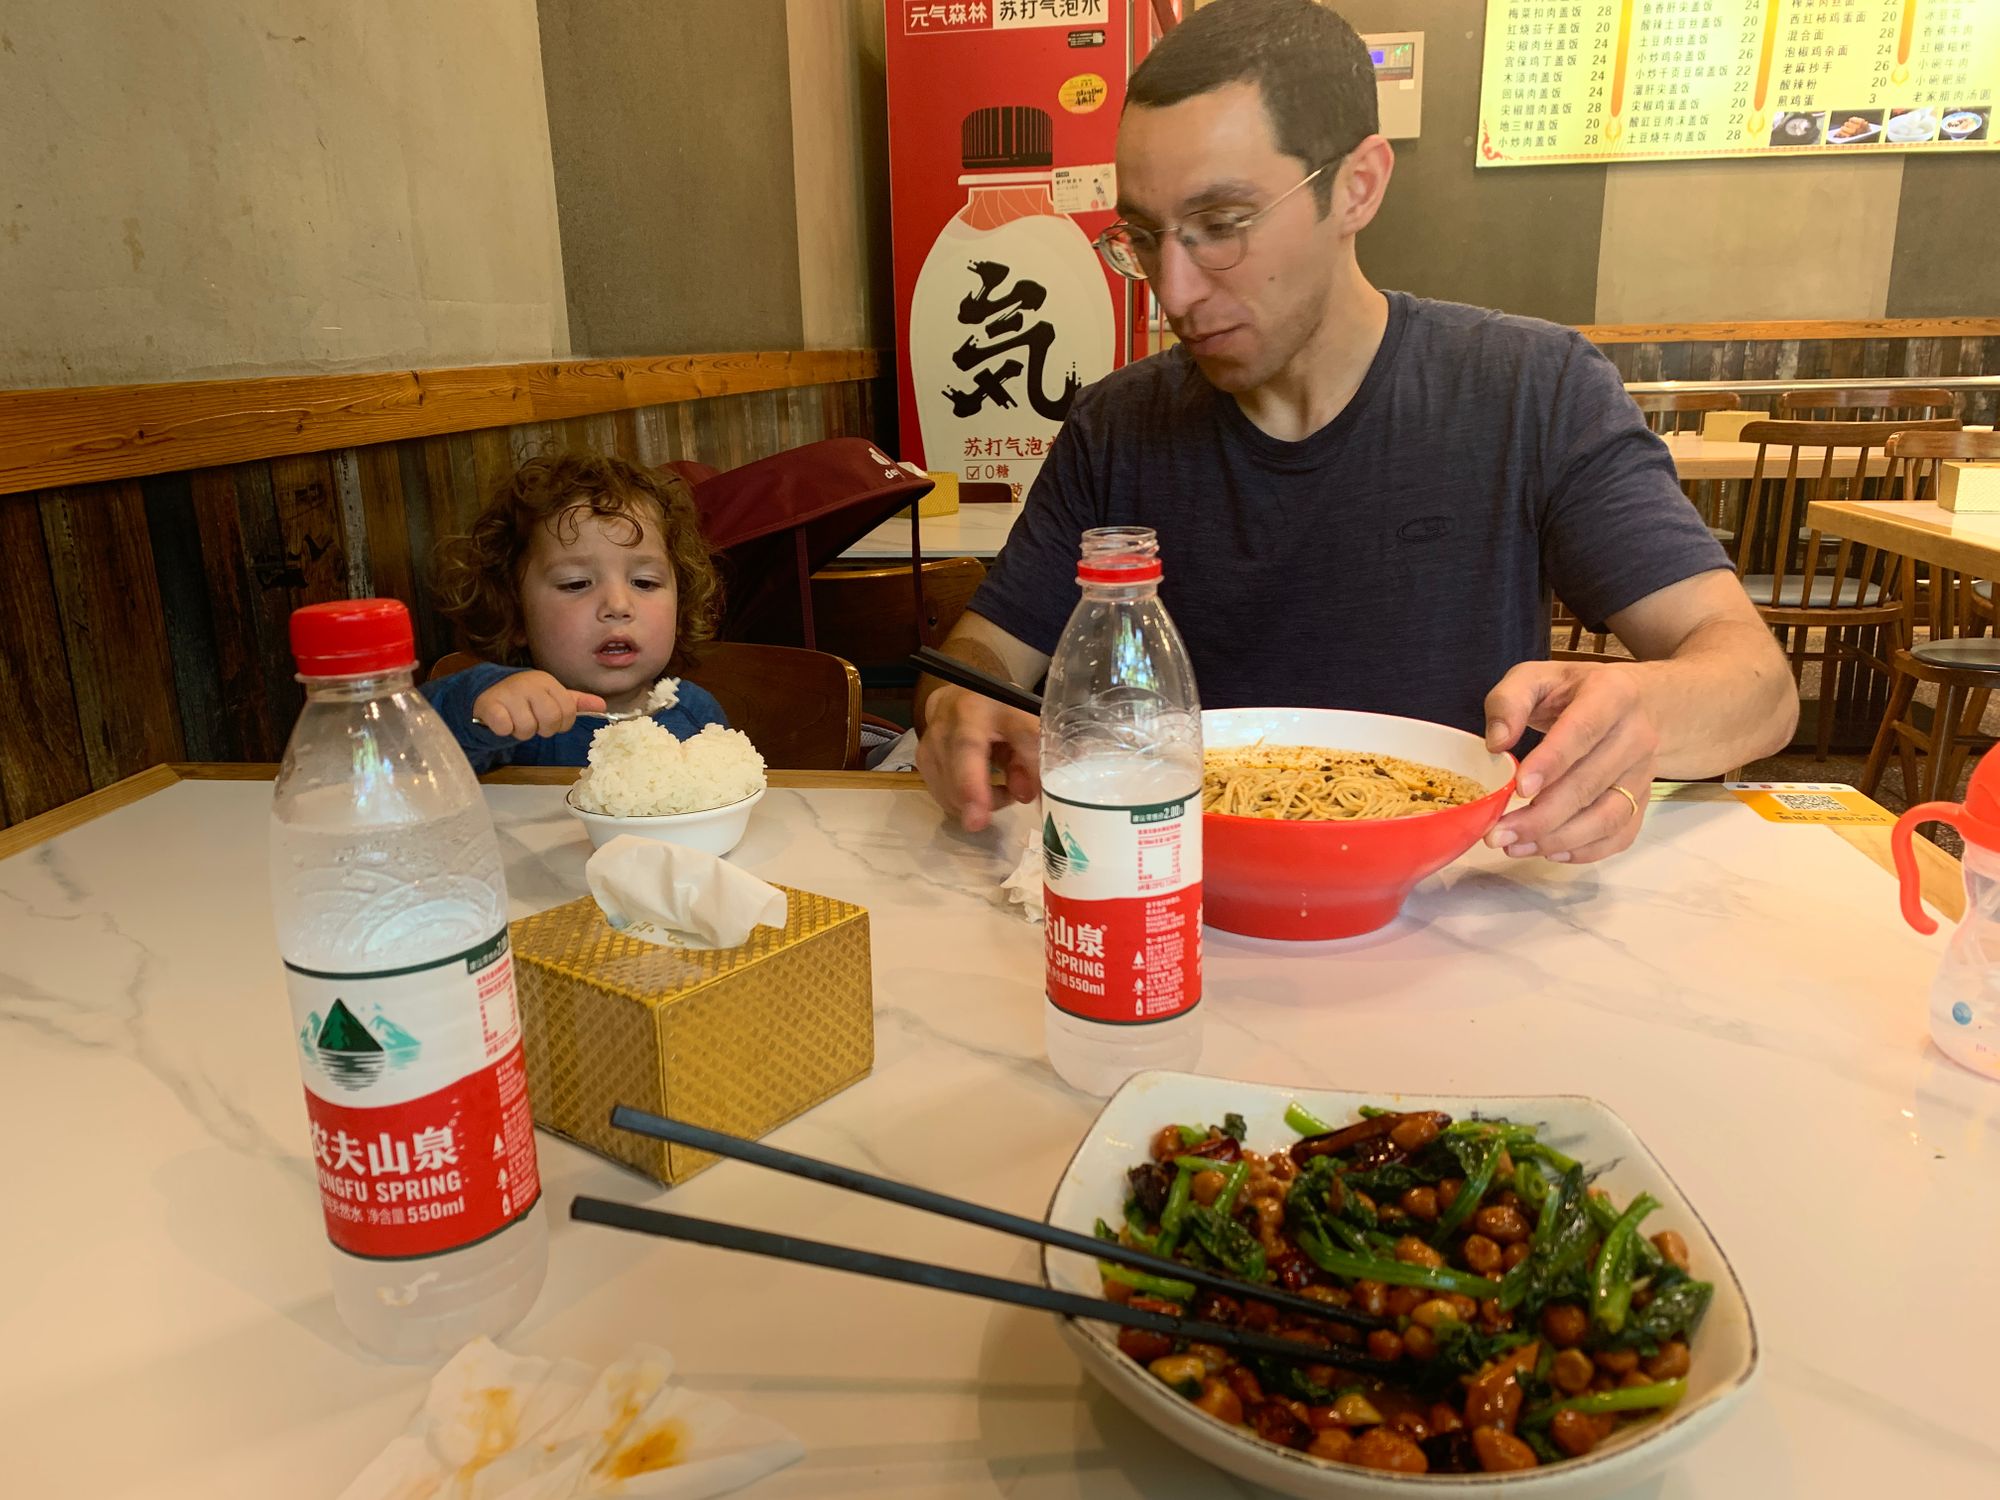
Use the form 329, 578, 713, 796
916, 0, 1795, 865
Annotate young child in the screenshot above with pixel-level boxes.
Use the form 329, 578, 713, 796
422, 453, 726, 772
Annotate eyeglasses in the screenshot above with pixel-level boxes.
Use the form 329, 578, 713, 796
1093, 161, 1334, 281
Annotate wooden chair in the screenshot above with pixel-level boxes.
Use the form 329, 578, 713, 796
687, 641, 862, 771
426, 643, 864, 770
1776, 387, 1956, 423
1630, 389, 1741, 435
1735, 417, 1961, 758
1861, 429, 2000, 804
808, 557, 987, 668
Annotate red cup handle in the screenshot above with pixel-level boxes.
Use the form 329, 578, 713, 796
1894, 801, 1964, 934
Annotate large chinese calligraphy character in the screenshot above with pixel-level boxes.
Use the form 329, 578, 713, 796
941, 260, 1082, 423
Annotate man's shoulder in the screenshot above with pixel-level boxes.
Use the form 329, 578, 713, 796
1396, 294, 1592, 371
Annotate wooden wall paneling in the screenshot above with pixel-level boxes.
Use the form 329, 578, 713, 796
438, 431, 482, 534
1742, 338, 1782, 381
355, 442, 415, 619
749, 388, 782, 465
187, 467, 285, 761
330, 448, 373, 599
38, 482, 185, 787
630, 403, 682, 467
506, 420, 560, 466
393, 440, 454, 669
576, 413, 620, 455
610, 407, 640, 461
139, 471, 229, 762
1860, 337, 1895, 380
0, 494, 91, 824
224, 461, 307, 746
268, 453, 350, 606
469, 427, 515, 514
0, 351, 883, 496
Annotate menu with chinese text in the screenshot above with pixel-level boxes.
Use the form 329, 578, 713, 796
1477, 0, 1998, 167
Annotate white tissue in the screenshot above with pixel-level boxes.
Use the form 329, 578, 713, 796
1002, 819, 1044, 924
586, 835, 788, 950
338, 1338, 803, 1500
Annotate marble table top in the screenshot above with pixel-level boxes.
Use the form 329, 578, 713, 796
1, 771, 1992, 1498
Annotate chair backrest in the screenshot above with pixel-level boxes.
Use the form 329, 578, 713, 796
1776, 386, 1957, 422
690, 641, 861, 771
1629, 389, 1741, 435
426, 650, 482, 684
1886, 429, 2000, 643
1736, 416, 1961, 612
808, 557, 988, 668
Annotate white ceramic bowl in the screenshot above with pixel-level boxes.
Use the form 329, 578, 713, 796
564, 785, 764, 856
1041, 1072, 1757, 1498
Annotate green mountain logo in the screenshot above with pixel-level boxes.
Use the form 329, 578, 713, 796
1042, 814, 1088, 881
300, 999, 421, 1092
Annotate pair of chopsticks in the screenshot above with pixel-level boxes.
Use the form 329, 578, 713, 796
909, 647, 1044, 716
570, 1107, 1397, 1375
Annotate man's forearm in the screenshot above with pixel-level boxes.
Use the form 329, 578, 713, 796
1638, 619, 1798, 777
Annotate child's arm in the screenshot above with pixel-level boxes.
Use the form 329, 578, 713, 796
419, 664, 606, 773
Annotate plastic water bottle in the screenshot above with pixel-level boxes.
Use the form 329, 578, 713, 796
1894, 758, 2000, 1081
271, 599, 547, 1360
1041, 527, 1204, 1094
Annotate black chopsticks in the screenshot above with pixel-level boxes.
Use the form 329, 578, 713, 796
569, 1106, 1395, 1374
909, 647, 1044, 715
571, 1196, 1393, 1374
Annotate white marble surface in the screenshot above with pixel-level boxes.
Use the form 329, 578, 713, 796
842, 502, 1024, 561
2, 778, 1996, 1499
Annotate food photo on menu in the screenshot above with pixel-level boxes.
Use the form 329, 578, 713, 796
1885, 106, 1941, 144
1768, 110, 1825, 147
1827, 109, 1885, 143
1942, 105, 1989, 141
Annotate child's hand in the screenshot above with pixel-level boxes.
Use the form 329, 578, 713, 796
472, 671, 607, 740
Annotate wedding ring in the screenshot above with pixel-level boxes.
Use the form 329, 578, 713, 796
1608, 783, 1641, 823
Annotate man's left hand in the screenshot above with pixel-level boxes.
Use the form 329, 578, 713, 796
1482, 660, 1659, 865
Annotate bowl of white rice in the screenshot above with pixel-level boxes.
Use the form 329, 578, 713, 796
566, 719, 768, 856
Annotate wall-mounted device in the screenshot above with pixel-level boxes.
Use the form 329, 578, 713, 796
1361, 32, 1423, 141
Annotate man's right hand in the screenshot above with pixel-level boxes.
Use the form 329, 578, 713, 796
916, 684, 1042, 831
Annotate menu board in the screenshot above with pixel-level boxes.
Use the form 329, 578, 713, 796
1476, 0, 1999, 167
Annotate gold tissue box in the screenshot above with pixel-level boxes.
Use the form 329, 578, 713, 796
1938, 461, 2000, 513
509, 886, 873, 1184
1700, 409, 1763, 443
918, 470, 961, 517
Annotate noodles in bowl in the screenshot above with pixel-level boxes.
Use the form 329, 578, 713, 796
1203, 745, 1487, 822
1200, 708, 1516, 939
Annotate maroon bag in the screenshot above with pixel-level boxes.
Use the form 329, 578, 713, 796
673, 438, 934, 648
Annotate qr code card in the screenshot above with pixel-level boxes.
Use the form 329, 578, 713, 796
1724, 782, 1894, 825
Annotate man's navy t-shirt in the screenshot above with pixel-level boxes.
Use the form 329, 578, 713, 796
968, 292, 1729, 735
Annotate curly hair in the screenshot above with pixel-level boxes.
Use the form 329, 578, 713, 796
434, 452, 721, 670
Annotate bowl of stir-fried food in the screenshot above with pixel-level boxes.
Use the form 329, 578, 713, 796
1042, 1074, 1755, 1497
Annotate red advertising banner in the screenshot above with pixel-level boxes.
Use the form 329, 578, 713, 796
885, 0, 1141, 498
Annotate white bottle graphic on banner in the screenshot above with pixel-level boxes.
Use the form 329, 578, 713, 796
909, 105, 1116, 499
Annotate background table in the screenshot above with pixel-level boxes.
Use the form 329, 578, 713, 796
1, 766, 1988, 1499
1806, 497, 2000, 579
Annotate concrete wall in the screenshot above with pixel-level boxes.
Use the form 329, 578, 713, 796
786, 0, 893, 350
0, 0, 569, 388
537, 0, 805, 356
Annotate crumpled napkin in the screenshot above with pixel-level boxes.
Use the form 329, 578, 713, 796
338, 1337, 804, 1500
586, 835, 788, 950
1001, 817, 1043, 924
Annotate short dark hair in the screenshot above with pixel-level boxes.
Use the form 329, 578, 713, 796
1126, 0, 1378, 212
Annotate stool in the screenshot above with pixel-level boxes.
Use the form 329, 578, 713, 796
1862, 637, 2000, 805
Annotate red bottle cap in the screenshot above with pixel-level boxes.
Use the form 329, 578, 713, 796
289, 599, 417, 677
